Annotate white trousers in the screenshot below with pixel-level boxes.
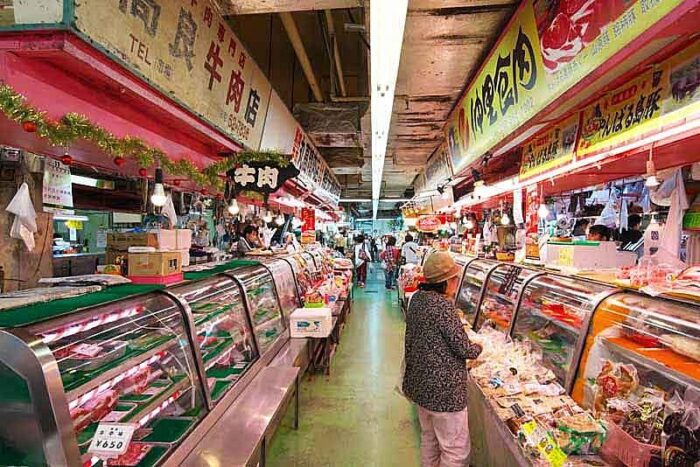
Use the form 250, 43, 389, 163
417, 405, 470, 467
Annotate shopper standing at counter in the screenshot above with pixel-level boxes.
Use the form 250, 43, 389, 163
403, 251, 482, 467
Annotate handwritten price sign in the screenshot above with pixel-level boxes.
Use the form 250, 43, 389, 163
88, 423, 136, 458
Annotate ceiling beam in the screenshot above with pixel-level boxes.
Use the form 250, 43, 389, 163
222, 0, 361, 15
324, 10, 347, 97
279, 12, 324, 102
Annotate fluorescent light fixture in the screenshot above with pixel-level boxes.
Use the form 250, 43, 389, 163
54, 214, 89, 222
340, 198, 410, 203
371, 0, 409, 219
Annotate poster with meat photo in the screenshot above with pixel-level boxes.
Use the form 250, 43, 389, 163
534, 0, 633, 72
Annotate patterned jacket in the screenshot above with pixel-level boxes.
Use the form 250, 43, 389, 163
402, 290, 482, 412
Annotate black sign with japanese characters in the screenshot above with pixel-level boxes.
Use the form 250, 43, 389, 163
227, 162, 299, 195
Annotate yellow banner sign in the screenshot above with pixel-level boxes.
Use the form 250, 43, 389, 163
520, 114, 579, 180
446, 0, 685, 174
74, 0, 272, 150
578, 40, 700, 157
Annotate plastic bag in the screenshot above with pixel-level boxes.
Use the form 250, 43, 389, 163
5, 182, 37, 251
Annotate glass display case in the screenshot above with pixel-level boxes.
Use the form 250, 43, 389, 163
230, 266, 287, 355
455, 259, 497, 327
0, 292, 207, 467
261, 258, 301, 319
170, 276, 258, 405
474, 263, 540, 333
300, 252, 318, 273
571, 293, 700, 461
511, 275, 615, 391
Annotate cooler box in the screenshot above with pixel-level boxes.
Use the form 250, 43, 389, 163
128, 251, 182, 276
176, 229, 193, 250
290, 308, 332, 338
156, 229, 177, 250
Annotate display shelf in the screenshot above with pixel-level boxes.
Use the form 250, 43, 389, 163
474, 264, 539, 333
210, 380, 233, 401
122, 376, 189, 423
89, 444, 169, 467
141, 417, 196, 444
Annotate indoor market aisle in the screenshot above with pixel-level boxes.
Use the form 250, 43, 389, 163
268, 267, 421, 466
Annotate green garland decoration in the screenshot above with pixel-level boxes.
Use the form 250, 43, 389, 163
0, 84, 289, 192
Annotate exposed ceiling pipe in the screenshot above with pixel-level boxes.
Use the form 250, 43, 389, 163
325, 10, 347, 97
279, 12, 324, 102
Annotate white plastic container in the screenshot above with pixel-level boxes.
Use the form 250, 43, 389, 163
289, 308, 332, 338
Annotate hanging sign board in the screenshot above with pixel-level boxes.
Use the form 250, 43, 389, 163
519, 115, 579, 180
424, 144, 453, 191
73, 0, 272, 150
227, 162, 299, 195
577, 40, 700, 158
445, 0, 686, 174
300, 208, 315, 232
416, 215, 442, 233
291, 127, 341, 206
43, 159, 74, 214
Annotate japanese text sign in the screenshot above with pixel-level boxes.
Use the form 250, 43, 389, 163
291, 127, 341, 206
88, 422, 136, 458
227, 161, 299, 195
424, 144, 453, 191
300, 208, 315, 232
446, 0, 685, 174
43, 159, 74, 214
74, 0, 272, 150
519, 114, 578, 180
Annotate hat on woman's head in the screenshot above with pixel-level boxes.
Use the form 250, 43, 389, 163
423, 251, 461, 284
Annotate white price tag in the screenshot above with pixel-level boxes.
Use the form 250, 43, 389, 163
72, 343, 103, 357
87, 423, 136, 458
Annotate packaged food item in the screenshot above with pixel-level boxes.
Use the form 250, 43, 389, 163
660, 334, 700, 362
555, 413, 607, 455
106, 443, 153, 466
594, 360, 639, 413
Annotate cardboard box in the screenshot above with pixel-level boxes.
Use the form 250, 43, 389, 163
156, 229, 177, 250
108, 232, 158, 251
290, 308, 332, 338
106, 250, 128, 265
128, 251, 181, 277
176, 229, 192, 250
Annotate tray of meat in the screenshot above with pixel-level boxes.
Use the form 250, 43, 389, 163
71, 390, 119, 434
57, 340, 128, 373
117, 367, 163, 396
106, 443, 169, 466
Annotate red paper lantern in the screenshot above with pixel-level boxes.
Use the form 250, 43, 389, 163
22, 121, 37, 133
173, 180, 181, 187
60, 153, 73, 166
113, 156, 126, 166
138, 168, 148, 177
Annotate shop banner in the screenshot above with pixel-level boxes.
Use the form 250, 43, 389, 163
424, 144, 453, 190
446, 0, 685, 174
300, 208, 315, 232
578, 40, 700, 157
43, 159, 73, 214
73, 0, 272, 150
227, 161, 299, 196
416, 215, 443, 233
520, 114, 579, 180
291, 127, 341, 206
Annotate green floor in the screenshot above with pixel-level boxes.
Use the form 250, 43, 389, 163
268, 267, 421, 466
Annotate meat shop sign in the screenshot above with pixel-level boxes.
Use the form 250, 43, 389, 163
446, 0, 687, 174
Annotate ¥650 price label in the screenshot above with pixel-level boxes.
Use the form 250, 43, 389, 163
88, 423, 136, 457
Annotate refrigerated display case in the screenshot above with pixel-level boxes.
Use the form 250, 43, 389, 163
511, 275, 616, 391
230, 266, 287, 355
0, 292, 207, 467
170, 276, 258, 406
474, 263, 541, 333
455, 259, 498, 327
260, 258, 302, 320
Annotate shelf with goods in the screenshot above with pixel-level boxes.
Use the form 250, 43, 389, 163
10, 292, 208, 467
169, 276, 259, 406
473, 263, 541, 333
455, 259, 498, 327
511, 274, 616, 392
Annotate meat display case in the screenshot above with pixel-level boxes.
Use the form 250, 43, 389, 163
455, 259, 498, 327
474, 263, 542, 333
169, 276, 258, 406
572, 292, 700, 409
228, 266, 287, 356
0, 291, 207, 466
511, 274, 616, 392
259, 258, 302, 320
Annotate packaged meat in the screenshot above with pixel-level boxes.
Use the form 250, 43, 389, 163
83, 390, 119, 423
661, 334, 700, 361
58, 340, 128, 372
594, 360, 639, 413
106, 443, 152, 466
70, 406, 92, 433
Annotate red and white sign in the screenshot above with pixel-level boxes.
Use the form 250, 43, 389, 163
416, 215, 442, 233
300, 208, 315, 232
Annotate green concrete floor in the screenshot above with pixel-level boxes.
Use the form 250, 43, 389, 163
268, 267, 421, 466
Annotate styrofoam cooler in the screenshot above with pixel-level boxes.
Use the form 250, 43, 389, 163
178, 249, 190, 267
290, 308, 332, 338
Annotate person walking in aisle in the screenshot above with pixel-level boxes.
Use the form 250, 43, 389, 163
403, 251, 482, 467
401, 233, 420, 265
334, 229, 347, 255
353, 234, 371, 288
380, 236, 400, 290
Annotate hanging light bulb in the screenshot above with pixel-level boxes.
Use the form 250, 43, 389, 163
474, 180, 486, 197
449, 222, 457, 230
461, 215, 468, 225
275, 213, 285, 226
645, 175, 660, 187
645, 149, 660, 187
150, 167, 167, 207
537, 203, 550, 219
292, 217, 303, 229
262, 210, 273, 223
501, 212, 510, 226
227, 198, 240, 215
465, 218, 475, 230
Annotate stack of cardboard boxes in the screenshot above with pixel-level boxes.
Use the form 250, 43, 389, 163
106, 230, 193, 284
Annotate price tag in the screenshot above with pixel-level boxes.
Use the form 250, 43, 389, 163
558, 247, 574, 267
88, 423, 136, 458
72, 343, 103, 357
